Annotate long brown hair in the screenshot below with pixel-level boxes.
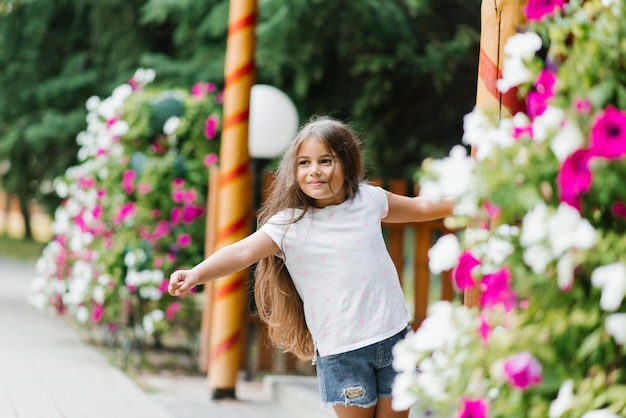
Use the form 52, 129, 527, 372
254, 116, 365, 360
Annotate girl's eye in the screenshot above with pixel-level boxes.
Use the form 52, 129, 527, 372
298, 160, 309, 166
321, 159, 332, 165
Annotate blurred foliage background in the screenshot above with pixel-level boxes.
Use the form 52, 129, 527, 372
0, 0, 481, 240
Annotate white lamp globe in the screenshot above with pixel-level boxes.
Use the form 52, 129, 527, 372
248, 84, 298, 159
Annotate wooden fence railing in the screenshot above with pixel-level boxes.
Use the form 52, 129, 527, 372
237, 176, 459, 377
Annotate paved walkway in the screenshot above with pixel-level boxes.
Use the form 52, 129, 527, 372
0, 256, 295, 418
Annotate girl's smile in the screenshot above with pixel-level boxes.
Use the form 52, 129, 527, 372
296, 137, 346, 208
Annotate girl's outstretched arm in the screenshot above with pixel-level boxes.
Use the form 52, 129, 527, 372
383, 192, 454, 224
168, 230, 279, 296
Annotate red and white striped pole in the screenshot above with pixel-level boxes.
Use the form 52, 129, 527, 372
466, 0, 527, 308
208, 0, 257, 399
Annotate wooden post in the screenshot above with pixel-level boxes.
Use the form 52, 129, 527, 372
198, 165, 220, 373
466, 0, 527, 307
208, 0, 257, 399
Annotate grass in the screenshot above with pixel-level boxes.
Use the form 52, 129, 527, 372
0, 235, 46, 261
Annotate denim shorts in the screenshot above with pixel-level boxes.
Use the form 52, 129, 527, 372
315, 326, 410, 408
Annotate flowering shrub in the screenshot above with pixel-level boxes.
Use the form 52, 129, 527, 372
29, 69, 222, 352
393, 1, 626, 417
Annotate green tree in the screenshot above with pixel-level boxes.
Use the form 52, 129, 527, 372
0, 0, 172, 238
140, 0, 481, 179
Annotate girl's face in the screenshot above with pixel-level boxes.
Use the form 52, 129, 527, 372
296, 137, 346, 208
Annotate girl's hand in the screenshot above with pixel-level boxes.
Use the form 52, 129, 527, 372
168, 269, 199, 296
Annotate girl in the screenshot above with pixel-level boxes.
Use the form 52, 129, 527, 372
169, 116, 453, 418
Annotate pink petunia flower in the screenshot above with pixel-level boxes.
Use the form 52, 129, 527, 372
122, 170, 136, 194
172, 189, 185, 204
589, 106, 626, 159
138, 184, 152, 194
184, 189, 197, 205
613, 202, 626, 219
524, 0, 567, 21
557, 148, 593, 211
172, 178, 185, 189
574, 98, 592, 115
480, 268, 516, 311
153, 220, 170, 240
503, 351, 543, 390
153, 255, 163, 269
177, 233, 192, 247
183, 206, 204, 224
128, 77, 139, 91
91, 303, 105, 323
453, 251, 480, 290
170, 207, 183, 225
458, 397, 489, 418
113, 202, 136, 225
166, 302, 182, 320
526, 69, 556, 119
204, 153, 219, 167
191, 82, 217, 98
478, 313, 491, 347
204, 115, 219, 140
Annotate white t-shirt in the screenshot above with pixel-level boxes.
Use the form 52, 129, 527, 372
259, 183, 411, 357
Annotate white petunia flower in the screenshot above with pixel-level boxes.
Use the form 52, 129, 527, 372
533, 106, 565, 144
581, 409, 621, 418
549, 379, 574, 418
391, 371, 420, 411
521, 202, 549, 247
548, 203, 597, 256
496, 31, 543, 93
163, 116, 180, 135
85, 95, 101, 111
76, 306, 89, 323
550, 116, 584, 162
556, 251, 575, 291
428, 234, 461, 274
110, 120, 129, 137
605, 313, 626, 345
591, 262, 626, 312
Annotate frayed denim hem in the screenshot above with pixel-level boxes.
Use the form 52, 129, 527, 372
320, 399, 378, 409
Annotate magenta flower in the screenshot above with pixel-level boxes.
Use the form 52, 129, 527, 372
191, 82, 217, 98
177, 233, 192, 247
122, 170, 136, 194
503, 351, 543, 390
204, 115, 219, 139
483, 201, 501, 220
128, 77, 139, 91
138, 184, 152, 194
153, 220, 170, 240
183, 206, 204, 224
91, 303, 104, 323
170, 207, 183, 225
526, 69, 556, 119
453, 251, 480, 290
204, 153, 219, 167
613, 202, 626, 219
159, 279, 169, 294
574, 98, 592, 115
478, 313, 491, 346
78, 176, 96, 189
153, 256, 163, 269
184, 189, 197, 204
173, 178, 185, 188
589, 106, 626, 159
480, 268, 516, 311
172, 189, 185, 204
513, 125, 533, 140
458, 397, 488, 418
524, 0, 566, 21
557, 148, 593, 211
113, 202, 136, 225
166, 302, 182, 320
